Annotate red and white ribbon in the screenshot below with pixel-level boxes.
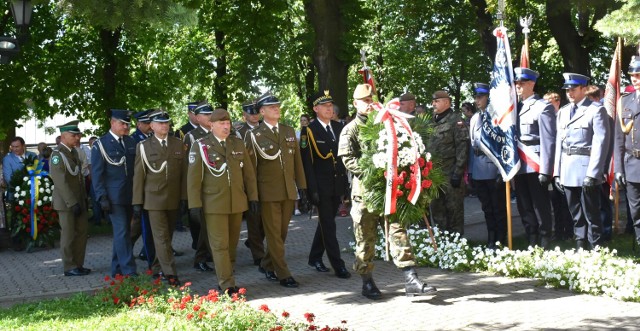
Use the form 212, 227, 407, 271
374, 98, 422, 215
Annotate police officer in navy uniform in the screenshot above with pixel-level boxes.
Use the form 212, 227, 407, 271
183, 102, 215, 272
237, 100, 267, 266
469, 83, 507, 248
300, 90, 351, 279
91, 109, 138, 276
130, 109, 155, 265
615, 56, 640, 246
553, 73, 611, 250
513, 67, 557, 248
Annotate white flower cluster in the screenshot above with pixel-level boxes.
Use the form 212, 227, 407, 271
371, 124, 427, 169
349, 225, 640, 302
13, 176, 54, 205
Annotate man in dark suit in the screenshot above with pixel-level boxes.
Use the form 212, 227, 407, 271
245, 92, 307, 288
133, 110, 187, 285
300, 90, 351, 279
50, 121, 90, 276
554, 73, 611, 250
91, 109, 138, 277
183, 103, 215, 272
175, 101, 200, 141
513, 67, 557, 249
236, 100, 266, 267
615, 57, 640, 247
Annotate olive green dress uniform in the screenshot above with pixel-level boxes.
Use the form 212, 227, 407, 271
246, 122, 306, 280
50, 144, 89, 273
132, 134, 187, 277
338, 114, 418, 274
426, 108, 469, 234
183, 124, 213, 265
188, 134, 258, 290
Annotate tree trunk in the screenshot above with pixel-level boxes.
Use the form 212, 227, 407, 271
545, 0, 590, 75
304, 0, 349, 118
304, 59, 316, 112
468, 0, 496, 61
99, 28, 121, 125
214, 30, 228, 109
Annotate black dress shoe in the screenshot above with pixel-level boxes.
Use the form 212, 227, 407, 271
225, 286, 240, 295
335, 267, 351, 279
253, 258, 262, 266
309, 261, 330, 272
193, 262, 214, 272
279, 276, 299, 288
166, 275, 181, 287
258, 266, 266, 274
79, 267, 92, 274
244, 240, 251, 248
153, 271, 166, 280
64, 268, 89, 276
265, 271, 278, 281
172, 249, 184, 257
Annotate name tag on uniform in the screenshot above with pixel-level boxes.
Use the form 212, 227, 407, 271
317, 140, 326, 143
286, 137, 295, 142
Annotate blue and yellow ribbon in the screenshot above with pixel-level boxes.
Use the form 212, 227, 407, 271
26, 159, 48, 240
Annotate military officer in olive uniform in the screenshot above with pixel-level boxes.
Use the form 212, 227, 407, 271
338, 84, 437, 300
245, 93, 307, 288
469, 83, 507, 249
554, 73, 611, 250
183, 103, 215, 272
132, 110, 187, 286
615, 56, 640, 246
188, 108, 259, 293
300, 90, 351, 279
50, 120, 91, 277
130, 109, 155, 265
513, 67, 557, 248
236, 100, 266, 266
427, 90, 469, 234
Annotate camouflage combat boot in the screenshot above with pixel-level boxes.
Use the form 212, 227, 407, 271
361, 273, 382, 300
403, 267, 437, 297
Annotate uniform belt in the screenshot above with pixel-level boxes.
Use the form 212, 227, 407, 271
562, 146, 591, 156
520, 139, 540, 146
626, 149, 640, 158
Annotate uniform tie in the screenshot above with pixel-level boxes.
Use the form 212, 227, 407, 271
220, 140, 226, 150
326, 124, 335, 141
570, 104, 577, 119
118, 137, 125, 149
161, 139, 167, 150
272, 126, 279, 139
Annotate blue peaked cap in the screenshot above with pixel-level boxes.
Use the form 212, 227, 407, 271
514, 67, 539, 82
562, 73, 590, 89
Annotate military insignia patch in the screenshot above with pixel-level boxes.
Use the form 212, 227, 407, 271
300, 135, 307, 148
51, 155, 60, 165
189, 152, 196, 164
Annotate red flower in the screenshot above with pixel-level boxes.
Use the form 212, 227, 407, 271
184, 281, 192, 287
422, 168, 430, 177
26, 199, 30, 205
22, 217, 28, 224
113, 297, 120, 305
193, 305, 201, 312
426, 161, 433, 170
308, 326, 317, 330
238, 288, 247, 295
304, 312, 315, 323
422, 180, 432, 189
282, 311, 290, 318
418, 157, 425, 167
25, 227, 31, 233
259, 304, 270, 313
104, 275, 111, 281
14, 206, 20, 212
404, 182, 412, 189
21, 209, 28, 215
396, 190, 404, 197
186, 313, 194, 320
145, 269, 153, 276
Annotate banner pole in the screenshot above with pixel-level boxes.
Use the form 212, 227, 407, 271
384, 216, 390, 261
506, 180, 513, 249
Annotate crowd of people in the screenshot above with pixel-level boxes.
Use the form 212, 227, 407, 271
2, 57, 640, 300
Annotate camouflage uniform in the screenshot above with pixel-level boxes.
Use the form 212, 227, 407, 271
338, 114, 417, 275
427, 108, 469, 234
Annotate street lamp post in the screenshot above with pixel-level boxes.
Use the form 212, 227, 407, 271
0, 0, 33, 64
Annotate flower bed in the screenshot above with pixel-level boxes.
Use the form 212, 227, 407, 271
352, 226, 640, 302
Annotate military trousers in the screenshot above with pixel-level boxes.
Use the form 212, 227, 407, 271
109, 204, 137, 276
260, 200, 295, 280
514, 173, 553, 238
551, 186, 573, 240
473, 179, 507, 242
430, 183, 465, 235
131, 210, 155, 269
244, 208, 265, 262
147, 210, 178, 276
205, 213, 243, 290
308, 194, 346, 270
194, 209, 212, 264
626, 182, 640, 242
58, 209, 88, 271
351, 197, 416, 275
565, 186, 602, 245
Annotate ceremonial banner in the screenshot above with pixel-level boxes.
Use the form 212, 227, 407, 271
479, 27, 521, 181
604, 38, 622, 185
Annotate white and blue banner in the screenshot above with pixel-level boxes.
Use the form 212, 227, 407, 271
479, 27, 521, 181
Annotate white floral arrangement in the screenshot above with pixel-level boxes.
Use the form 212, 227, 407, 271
349, 227, 640, 302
